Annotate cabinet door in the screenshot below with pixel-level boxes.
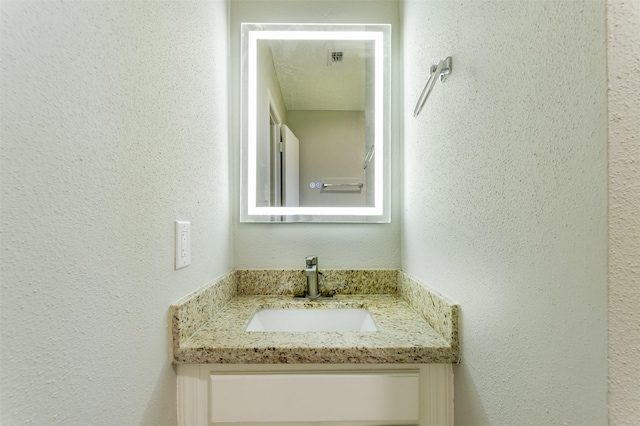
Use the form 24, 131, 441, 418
209, 372, 420, 424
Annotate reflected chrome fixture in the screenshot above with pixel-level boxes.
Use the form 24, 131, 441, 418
363, 145, 374, 169
305, 256, 320, 299
413, 56, 452, 118
321, 183, 364, 189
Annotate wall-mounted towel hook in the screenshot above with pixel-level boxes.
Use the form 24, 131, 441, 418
413, 56, 452, 118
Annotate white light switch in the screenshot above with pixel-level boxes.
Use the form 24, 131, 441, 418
175, 221, 190, 269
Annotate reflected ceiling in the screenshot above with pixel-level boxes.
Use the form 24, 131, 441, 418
268, 39, 366, 111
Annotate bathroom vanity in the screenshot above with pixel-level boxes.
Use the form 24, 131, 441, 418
171, 270, 459, 426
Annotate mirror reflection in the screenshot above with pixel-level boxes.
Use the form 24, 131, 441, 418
242, 24, 390, 222
258, 38, 373, 209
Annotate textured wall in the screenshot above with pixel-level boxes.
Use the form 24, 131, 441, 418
607, 1, 640, 424
401, 1, 608, 425
231, 0, 401, 269
0, 1, 232, 424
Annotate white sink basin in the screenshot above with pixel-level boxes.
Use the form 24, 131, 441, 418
245, 308, 377, 332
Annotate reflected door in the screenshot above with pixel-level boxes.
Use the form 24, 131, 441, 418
282, 125, 299, 207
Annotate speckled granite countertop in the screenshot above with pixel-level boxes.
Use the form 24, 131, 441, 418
171, 270, 459, 364
174, 295, 453, 364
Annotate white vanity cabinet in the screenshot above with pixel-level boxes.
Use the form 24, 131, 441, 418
177, 364, 453, 426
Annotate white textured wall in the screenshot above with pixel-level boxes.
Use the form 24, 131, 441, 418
231, 0, 401, 269
401, 1, 608, 425
0, 1, 232, 424
607, 0, 640, 424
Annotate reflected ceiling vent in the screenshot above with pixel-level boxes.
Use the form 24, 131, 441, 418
327, 51, 344, 66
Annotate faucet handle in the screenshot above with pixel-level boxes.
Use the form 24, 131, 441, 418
305, 256, 317, 267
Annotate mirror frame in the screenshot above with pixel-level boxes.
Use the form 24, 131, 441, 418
240, 23, 391, 223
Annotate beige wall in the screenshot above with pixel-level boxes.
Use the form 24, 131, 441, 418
401, 1, 608, 424
288, 110, 366, 207
607, 0, 640, 424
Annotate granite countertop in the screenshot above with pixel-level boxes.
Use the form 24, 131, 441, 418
171, 270, 459, 365
173, 295, 455, 364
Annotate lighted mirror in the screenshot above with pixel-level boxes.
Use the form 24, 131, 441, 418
240, 23, 390, 222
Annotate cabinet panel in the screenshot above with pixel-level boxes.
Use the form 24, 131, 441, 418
209, 372, 419, 424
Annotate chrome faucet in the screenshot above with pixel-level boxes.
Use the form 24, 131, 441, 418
305, 256, 320, 299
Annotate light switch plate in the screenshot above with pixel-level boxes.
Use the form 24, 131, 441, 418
175, 221, 190, 269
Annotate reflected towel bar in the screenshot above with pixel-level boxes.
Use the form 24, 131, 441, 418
321, 183, 364, 189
